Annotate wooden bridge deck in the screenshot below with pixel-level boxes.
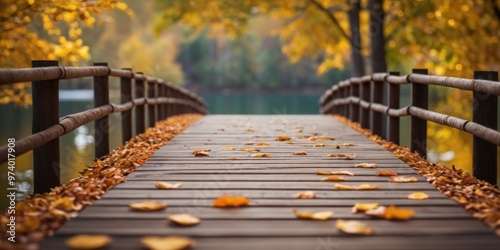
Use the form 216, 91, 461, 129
42, 115, 499, 249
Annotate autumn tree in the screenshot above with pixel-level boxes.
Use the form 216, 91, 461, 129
0, 0, 132, 106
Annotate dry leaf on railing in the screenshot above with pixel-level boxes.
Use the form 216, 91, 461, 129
322, 176, 346, 181
324, 154, 356, 160
293, 210, 333, 220
141, 236, 194, 250
355, 163, 377, 168
390, 176, 419, 183
155, 181, 182, 189
66, 235, 112, 250
407, 192, 429, 200
295, 191, 316, 199
376, 170, 398, 176
351, 203, 379, 213
129, 201, 167, 211
212, 195, 250, 207
167, 214, 200, 226
336, 219, 374, 235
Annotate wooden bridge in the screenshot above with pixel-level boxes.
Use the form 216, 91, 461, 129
0, 62, 499, 249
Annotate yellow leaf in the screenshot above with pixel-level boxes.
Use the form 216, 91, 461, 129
336, 219, 374, 235
293, 151, 307, 155
333, 184, 355, 190
376, 170, 398, 176
295, 191, 315, 199
324, 154, 356, 160
250, 153, 270, 158
355, 163, 377, 168
256, 142, 270, 146
384, 205, 415, 220
322, 176, 346, 181
355, 184, 380, 190
293, 210, 333, 220
167, 214, 200, 226
66, 235, 112, 250
351, 203, 379, 213
141, 236, 194, 250
390, 176, 419, 183
155, 181, 182, 189
407, 192, 429, 200
129, 201, 167, 211
241, 148, 260, 152
213, 195, 250, 207
222, 146, 236, 151
275, 135, 291, 141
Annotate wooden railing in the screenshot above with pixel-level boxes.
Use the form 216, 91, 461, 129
320, 69, 499, 184
0, 60, 209, 193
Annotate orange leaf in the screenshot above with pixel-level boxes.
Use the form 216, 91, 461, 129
242, 148, 260, 152
376, 170, 398, 176
129, 201, 167, 211
333, 184, 355, 190
141, 236, 194, 250
256, 142, 269, 146
365, 206, 387, 218
167, 214, 200, 226
322, 176, 346, 181
407, 192, 429, 200
275, 135, 291, 141
336, 219, 374, 235
351, 203, 379, 213
355, 184, 380, 190
155, 181, 182, 189
295, 191, 316, 199
384, 205, 415, 220
355, 163, 377, 168
390, 176, 419, 183
66, 235, 112, 250
212, 195, 250, 207
293, 151, 307, 155
250, 153, 270, 158
293, 210, 333, 220
315, 171, 333, 175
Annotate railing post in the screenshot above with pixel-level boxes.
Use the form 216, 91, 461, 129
135, 72, 145, 134
147, 78, 157, 127
350, 80, 359, 122
473, 71, 498, 184
344, 84, 350, 118
120, 68, 133, 144
360, 78, 371, 129
410, 69, 428, 157
387, 71, 400, 144
32, 60, 60, 194
94, 62, 110, 159
158, 81, 166, 120
372, 76, 384, 137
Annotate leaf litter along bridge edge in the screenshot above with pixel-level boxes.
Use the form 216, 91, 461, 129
42, 115, 499, 250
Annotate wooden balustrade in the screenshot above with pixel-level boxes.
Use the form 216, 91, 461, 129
320, 69, 499, 185
0, 60, 209, 193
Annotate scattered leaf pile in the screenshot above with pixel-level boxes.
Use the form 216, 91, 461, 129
0, 114, 203, 249
334, 115, 500, 236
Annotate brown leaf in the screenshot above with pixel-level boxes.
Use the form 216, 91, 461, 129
250, 153, 270, 158
336, 219, 374, 235
313, 143, 325, 147
293, 151, 307, 155
293, 210, 333, 220
256, 142, 270, 146
295, 191, 316, 199
155, 181, 182, 189
192, 149, 211, 155
213, 195, 250, 207
322, 176, 346, 181
407, 192, 429, 200
384, 205, 415, 220
351, 203, 379, 213
129, 201, 167, 211
141, 236, 194, 250
390, 176, 419, 183
66, 235, 112, 250
324, 154, 356, 160
376, 170, 398, 176
167, 214, 200, 226
275, 135, 291, 141
355, 163, 377, 168
194, 151, 210, 157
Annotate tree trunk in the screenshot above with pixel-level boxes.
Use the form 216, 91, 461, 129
369, 0, 387, 73
348, 0, 365, 77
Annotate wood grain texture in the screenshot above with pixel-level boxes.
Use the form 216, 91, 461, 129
42, 115, 498, 249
